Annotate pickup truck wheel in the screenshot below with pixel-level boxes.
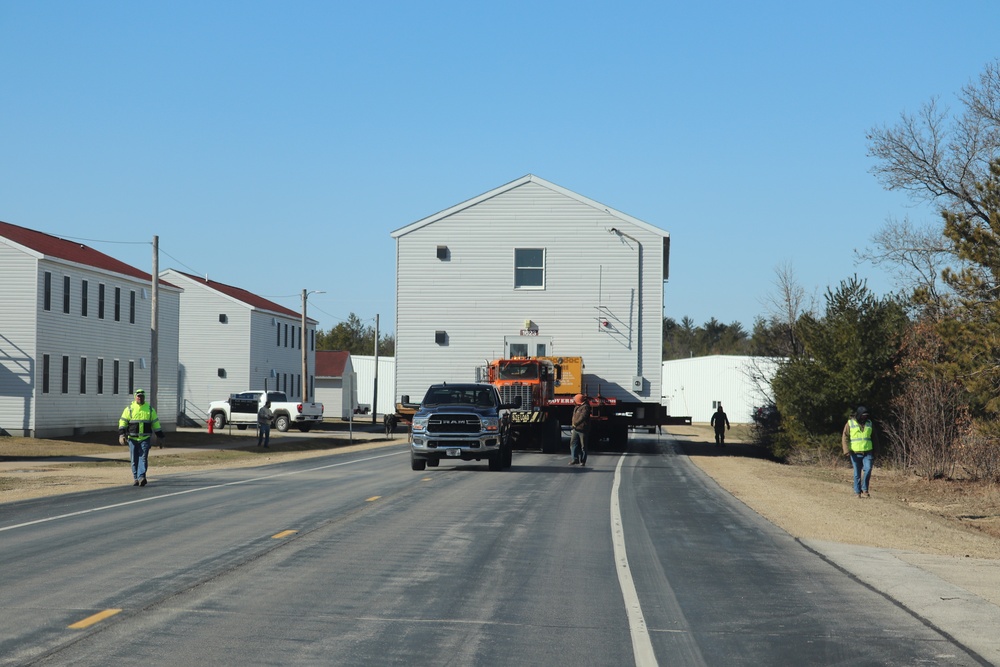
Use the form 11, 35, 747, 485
212, 413, 226, 430
411, 453, 426, 471
274, 415, 290, 432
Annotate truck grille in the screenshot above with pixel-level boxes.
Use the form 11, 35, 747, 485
427, 414, 481, 434
498, 385, 534, 410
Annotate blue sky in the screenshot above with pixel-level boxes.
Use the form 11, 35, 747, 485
3, 1, 999, 337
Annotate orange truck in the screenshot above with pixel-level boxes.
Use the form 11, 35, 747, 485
479, 356, 690, 452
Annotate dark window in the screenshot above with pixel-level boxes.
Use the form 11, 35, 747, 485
114, 287, 121, 322
218, 368, 226, 378
514, 248, 545, 288
219, 314, 228, 324
284, 324, 289, 347
44, 272, 52, 310
113, 360, 120, 395
128, 361, 134, 395
42, 354, 50, 393
61, 356, 69, 394
98, 284, 105, 319
277, 322, 281, 346
81, 279, 89, 317
63, 276, 71, 313
80, 357, 87, 394
129, 290, 136, 324
97, 358, 104, 394
310, 329, 315, 351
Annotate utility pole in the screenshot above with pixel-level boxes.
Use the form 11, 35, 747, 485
301, 289, 308, 402
372, 313, 379, 424
151, 235, 159, 410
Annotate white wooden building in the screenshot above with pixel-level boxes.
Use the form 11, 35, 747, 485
390, 175, 670, 405
160, 270, 318, 426
315, 350, 355, 420
661, 355, 782, 423
0, 220, 181, 438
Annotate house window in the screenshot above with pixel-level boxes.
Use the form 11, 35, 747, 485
98, 283, 105, 319
218, 368, 227, 378
310, 329, 315, 351
114, 287, 121, 322
113, 359, 120, 395
284, 324, 289, 347
81, 279, 89, 317
97, 358, 104, 394
129, 290, 136, 324
63, 276, 71, 313
277, 322, 281, 346
42, 354, 50, 393
514, 248, 545, 289
128, 360, 135, 395
219, 314, 228, 324
61, 356, 69, 394
80, 357, 87, 394
44, 272, 52, 311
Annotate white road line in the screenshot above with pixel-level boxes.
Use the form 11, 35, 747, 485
612, 453, 659, 667
0, 451, 404, 533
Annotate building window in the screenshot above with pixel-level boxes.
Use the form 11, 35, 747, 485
80, 357, 87, 394
81, 279, 89, 317
219, 314, 228, 324
277, 322, 281, 346
114, 287, 121, 322
128, 360, 134, 395
98, 283, 105, 319
97, 358, 104, 394
514, 248, 545, 289
63, 276, 71, 313
284, 324, 289, 347
44, 272, 52, 311
42, 354, 50, 393
310, 329, 315, 351
218, 368, 227, 378
113, 359, 120, 395
129, 290, 136, 324
61, 356, 69, 394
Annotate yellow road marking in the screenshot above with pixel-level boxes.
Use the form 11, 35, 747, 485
271, 530, 298, 539
422, 478, 432, 482
68, 608, 122, 629
365, 496, 381, 502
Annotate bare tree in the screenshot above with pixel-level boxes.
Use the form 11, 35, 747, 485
867, 59, 1000, 225
756, 262, 814, 357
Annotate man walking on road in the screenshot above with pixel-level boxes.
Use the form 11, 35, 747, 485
711, 404, 730, 447
842, 406, 879, 498
569, 393, 591, 466
118, 389, 165, 487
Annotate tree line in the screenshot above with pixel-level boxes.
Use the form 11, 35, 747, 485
754, 59, 1000, 483
315, 313, 395, 356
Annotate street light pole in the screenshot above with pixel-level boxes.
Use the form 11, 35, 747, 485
301, 289, 325, 402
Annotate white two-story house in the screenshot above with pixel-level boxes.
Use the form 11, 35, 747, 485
159, 270, 318, 425
0, 220, 181, 437
390, 174, 671, 406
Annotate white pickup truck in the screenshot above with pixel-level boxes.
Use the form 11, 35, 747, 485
208, 390, 324, 432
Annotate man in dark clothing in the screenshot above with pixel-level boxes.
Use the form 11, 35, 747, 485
569, 393, 590, 466
710, 404, 730, 447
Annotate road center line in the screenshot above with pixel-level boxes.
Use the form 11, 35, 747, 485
612, 454, 659, 667
0, 451, 404, 534
68, 608, 121, 629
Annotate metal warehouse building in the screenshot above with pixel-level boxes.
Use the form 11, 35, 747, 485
661, 355, 782, 424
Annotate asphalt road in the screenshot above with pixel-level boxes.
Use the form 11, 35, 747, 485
0, 433, 990, 666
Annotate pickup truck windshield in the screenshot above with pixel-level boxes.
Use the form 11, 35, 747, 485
422, 387, 496, 407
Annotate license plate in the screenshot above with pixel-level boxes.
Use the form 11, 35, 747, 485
447, 449, 461, 457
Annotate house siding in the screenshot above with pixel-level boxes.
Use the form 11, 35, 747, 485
393, 178, 667, 406
0, 244, 38, 435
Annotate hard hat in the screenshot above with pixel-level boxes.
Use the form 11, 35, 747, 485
574, 394, 585, 404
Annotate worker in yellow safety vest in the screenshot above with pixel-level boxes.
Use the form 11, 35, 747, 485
841, 406, 879, 498
118, 389, 165, 487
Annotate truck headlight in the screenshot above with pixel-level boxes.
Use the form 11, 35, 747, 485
482, 417, 499, 432
412, 416, 428, 432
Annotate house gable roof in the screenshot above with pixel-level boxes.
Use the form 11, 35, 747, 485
0, 219, 177, 287
162, 269, 307, 321
390, 174, 669, 239
316, 350, 350, 378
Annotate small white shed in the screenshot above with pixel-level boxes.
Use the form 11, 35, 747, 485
315, 351, 355, 420
661, 355, 782, 423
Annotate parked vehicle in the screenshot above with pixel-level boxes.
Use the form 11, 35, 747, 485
409, 383, 519, 471
208, 390, 324, 432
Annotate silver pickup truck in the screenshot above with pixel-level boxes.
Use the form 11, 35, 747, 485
409, 383, 519, 471
209, 390, 324, 432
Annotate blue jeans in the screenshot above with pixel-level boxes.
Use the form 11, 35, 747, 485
570, 429, 587, 463
258, 423, 270, 446
129, 438, 152, 480
849, 452, 873, 493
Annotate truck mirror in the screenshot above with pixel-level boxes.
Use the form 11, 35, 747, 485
401, 395, 409, 404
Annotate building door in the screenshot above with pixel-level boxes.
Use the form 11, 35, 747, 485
504, 335, 552, 358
